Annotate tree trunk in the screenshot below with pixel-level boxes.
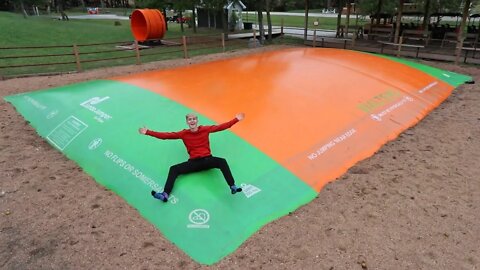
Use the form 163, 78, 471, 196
20, 1, 28, 18
180, 11, 184, 32
58, 0, 69, 21
421, 0, 430, 31
192, 7, 197, 33
336, 0, 343, 37
222, 9, 228, 36
257, 10, 265, 44
394, 0, 404, 43
60, 10, 69, 20
455, 0, 471, 64
346, 0, 351, 36
208, 10, 212, 28
266, 0, 272, 41
123, 0, 128, 16
304, 0, 309, 41
375, 0, 383, 25
163, 8, 168, 31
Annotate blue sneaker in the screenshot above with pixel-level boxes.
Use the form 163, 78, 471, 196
230, 185, 242, 194
151, 191, 168, 202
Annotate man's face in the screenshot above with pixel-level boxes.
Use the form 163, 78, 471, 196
186, 115, 198, 130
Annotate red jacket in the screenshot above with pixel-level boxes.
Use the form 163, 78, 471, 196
146, 118, 239, 159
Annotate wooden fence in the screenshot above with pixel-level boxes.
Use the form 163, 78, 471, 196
0, 32, 253, 79
281, 26, 480, 64
2, 26, 478, 80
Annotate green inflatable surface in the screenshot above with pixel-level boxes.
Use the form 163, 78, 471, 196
5, 80, 317, 265
5, 50, 472, 265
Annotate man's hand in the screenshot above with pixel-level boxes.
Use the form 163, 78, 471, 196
138, 126, 147, 134
236, 113, 245, 121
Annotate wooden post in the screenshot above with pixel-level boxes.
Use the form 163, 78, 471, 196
72, 44, 82, 72
221, 33, 225, 53
182, 36, 188, 59
313, 29, 317, 47
134, 40, 141, 65
253, 29, 257, 48
280, 18, 284, 43
281, 18, 284, 37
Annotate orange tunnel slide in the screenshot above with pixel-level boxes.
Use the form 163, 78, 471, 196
130, 9, 166, 41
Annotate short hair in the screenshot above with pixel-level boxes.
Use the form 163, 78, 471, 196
185, 113, 197, 120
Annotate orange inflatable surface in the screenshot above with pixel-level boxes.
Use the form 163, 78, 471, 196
112, 48, 465, 191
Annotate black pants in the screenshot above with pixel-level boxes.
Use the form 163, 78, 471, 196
163, 155, 235, 195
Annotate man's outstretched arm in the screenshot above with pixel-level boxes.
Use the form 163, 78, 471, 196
208, 113, 245, 133
138, 126, 182, 139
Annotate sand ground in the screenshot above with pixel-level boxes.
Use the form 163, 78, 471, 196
1, 46, 479, 270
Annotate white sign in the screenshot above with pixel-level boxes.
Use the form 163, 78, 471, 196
47, 116, 88, 150
80, 96, 112, 123
241, 183, 261, 198
187, 209, 210, 229
88, 138, 103, 150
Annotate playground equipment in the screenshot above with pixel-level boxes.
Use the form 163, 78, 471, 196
130, 9, 166, 42
5, 48, 472, 265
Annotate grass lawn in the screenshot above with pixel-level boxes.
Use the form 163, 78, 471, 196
241, 10, 461, 30
0, 11, 232, 77
0, 11, 220, 47
0, 10, 365, 47
242, 11, 368, 30
0, 12, 132, 46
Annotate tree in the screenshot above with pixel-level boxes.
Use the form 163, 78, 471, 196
420, 0, 463, 13
257, 0, 266, 44
172, 0, 200, 32
266, 0, 273, 41
335, 0, 345, 37
394, 0, 404, 43
304, 0, 309, 40
11, 0, 49, 18
356, 0, 397, 17
456, 0, 472, 63
58, 0, 69, 20
243, 0, 267, 43
203, 0, 229, 34
421, 0, 431, 35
